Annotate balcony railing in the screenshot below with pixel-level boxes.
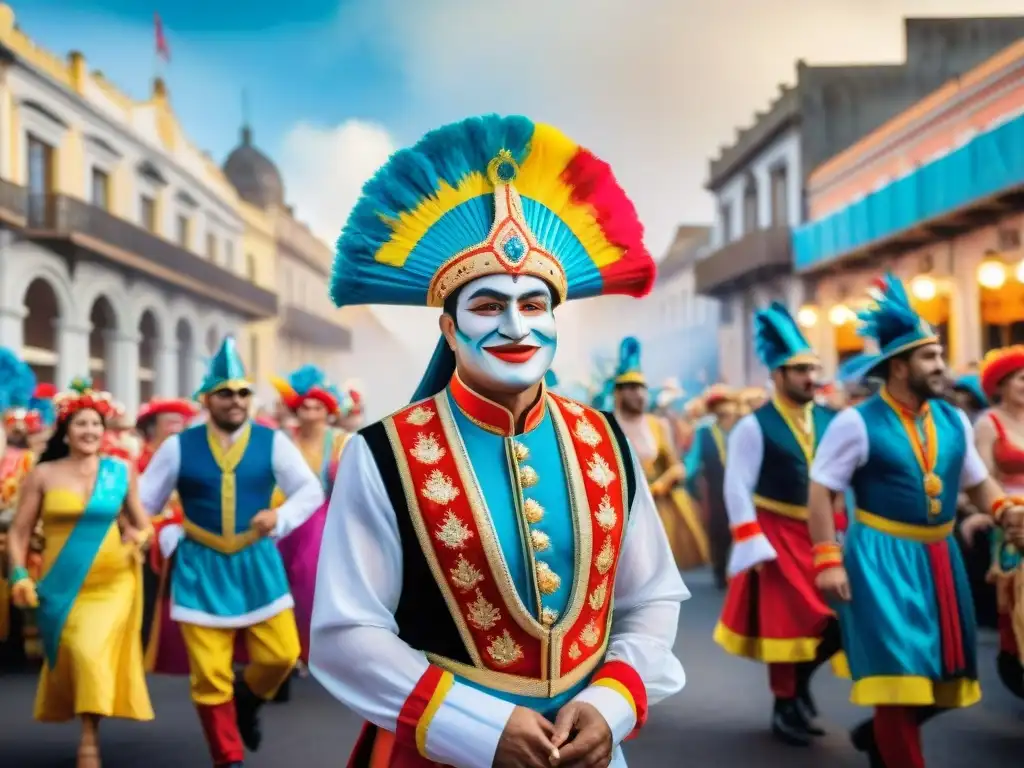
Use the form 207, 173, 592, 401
0, 178, 27, 224
25, 193, 278, 319
279, 304, 352, 350
694, 226, 793, 297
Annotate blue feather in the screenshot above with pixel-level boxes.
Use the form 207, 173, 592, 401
288, 365, 327, 397
0, 348, 35, 412
30, 396, 56, 427
753, 302, 812, 370
615, 337, 642, 377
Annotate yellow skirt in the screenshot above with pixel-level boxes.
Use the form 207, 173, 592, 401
656, 488, 710, 571
34, 526, 154, 722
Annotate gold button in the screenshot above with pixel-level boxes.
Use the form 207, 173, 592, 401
541, 607, 559, 627
530, 529, 551, 552
536, 561, 561, 595
523, 498, 545, 524
513, 441, 529, 462
519, 465, 539, 488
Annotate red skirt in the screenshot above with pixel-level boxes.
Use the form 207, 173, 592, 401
348, 723, 446, 768
715, 508, 834, 663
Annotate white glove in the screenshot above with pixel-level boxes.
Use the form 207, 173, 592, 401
727, 532, 778, 578
158, 524, 184, 558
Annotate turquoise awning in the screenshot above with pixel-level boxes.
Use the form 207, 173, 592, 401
793, 111, 1024, 272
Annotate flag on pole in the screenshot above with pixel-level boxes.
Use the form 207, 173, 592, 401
155, 13, 170, 62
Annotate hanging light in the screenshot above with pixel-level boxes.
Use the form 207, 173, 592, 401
910, 275, 937, 301
1016, 260, 1024, 284
829, 304, 853, 326
796, 305, 818, 329
978, 260, 1007, 289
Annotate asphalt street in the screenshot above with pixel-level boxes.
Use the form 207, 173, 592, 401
2, 567, 1021, 766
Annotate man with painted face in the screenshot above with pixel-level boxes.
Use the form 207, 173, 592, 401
309, 115, 689, 768
714, 302, 846, 747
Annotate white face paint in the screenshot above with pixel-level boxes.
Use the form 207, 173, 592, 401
451, 274, 557, 393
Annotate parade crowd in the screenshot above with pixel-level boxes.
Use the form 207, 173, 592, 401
1, 113, 1022, 768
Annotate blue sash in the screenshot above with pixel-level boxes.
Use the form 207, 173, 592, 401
319, 430, 334, 491
36, 457, 130, 668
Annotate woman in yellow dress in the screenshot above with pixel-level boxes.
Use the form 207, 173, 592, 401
7, 381, 154, 767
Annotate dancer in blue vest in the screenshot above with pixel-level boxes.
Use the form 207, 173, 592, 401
808, 274, 1024, 768
139, 337, 323, 767
714, 302, 845, 747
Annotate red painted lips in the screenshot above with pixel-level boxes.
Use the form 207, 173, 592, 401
485, 344, 540, 364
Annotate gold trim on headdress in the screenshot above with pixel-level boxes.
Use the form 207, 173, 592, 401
427, 151, 569, 307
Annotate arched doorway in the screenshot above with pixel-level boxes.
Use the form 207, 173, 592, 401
206, 324, 219, 356
138, 310, 159, 404
176, 318, 194, 398
88, 297, 117, 392
22, 277, 60, 384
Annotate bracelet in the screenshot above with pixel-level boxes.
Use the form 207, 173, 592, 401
9, 565, 29, 584
992, 496, 1024, 522
812, 542, 843, 575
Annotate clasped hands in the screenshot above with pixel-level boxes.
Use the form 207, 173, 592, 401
495, 702, 612, 768
1000, 505, 1024, 548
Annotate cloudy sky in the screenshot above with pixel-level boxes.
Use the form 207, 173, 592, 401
17, 0, 1024, 260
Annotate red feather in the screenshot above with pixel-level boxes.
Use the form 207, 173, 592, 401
34, 383, 57, 398
562, 149, 656, 298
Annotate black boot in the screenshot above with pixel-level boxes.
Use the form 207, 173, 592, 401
997, 651, 1024, 699
850, 717, 885, 768
795, 692, 825, 736
234, 681, 264, 752
272, 675, 291, 704
771, 698, 811, 746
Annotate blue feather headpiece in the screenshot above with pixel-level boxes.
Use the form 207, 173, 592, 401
613, 337, 646, 386
856, 273, 939, 374
0, 347, 35, 413
270, 364, 343, 414
332, 115, 658, 403
836, 354, 881, 388
752, 302, 817, 371
952, 373, 988, 408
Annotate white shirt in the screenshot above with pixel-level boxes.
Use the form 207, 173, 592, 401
309, 434, 689, 768
810, 406, 988, 492
722, 414, 781, 576
140, 425, 325, 557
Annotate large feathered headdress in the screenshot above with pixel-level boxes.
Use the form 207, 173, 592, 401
331, 115, 657, 402
0, 347, 36, 414
270, 365, 343, 414
752, 301, 817, 371
857, 273, 938, 374
613, 337, 646, 387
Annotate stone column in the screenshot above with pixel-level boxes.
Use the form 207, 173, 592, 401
155, 342, 179, 398
106, 330, 141, 416
55, 320, 90, 388
0, 304, 25, 351
192, 355, 208, 397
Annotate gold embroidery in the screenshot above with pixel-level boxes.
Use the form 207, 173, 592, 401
530, 529, 551, 552
406, 406, 436, 426
562, 400, 584, 417
536, 560, 561, 595
574, 416, 602, 447
541, 607, 559, 627
422, 469, 461, 505
519, 465, 539, 488
568, 642, 582, 660
450, 556, 484, 591
579, 619, 601, 648
594, 494, 617, 531
586, 454, 616, 489
467, 589, 501, 630
410, 433, 446, 465
435, 511, 474, 550
487, 630, 524, 667
523, 498, 545, 524
513, 441, 530, 462
596, 536, 615, 575
588, 577, 609, 610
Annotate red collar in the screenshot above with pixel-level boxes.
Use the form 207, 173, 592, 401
881, 386, 930, 419
449, 373, 547, 437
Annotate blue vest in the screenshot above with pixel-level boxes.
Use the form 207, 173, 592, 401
178, 423, 276, 534
850, 395, 965, 526
753, 403, 835, 507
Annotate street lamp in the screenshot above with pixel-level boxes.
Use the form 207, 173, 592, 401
910, 275, 937, 301
978, 260, 1007, 289
796, 305, 818, 329
829, 304, 853, 326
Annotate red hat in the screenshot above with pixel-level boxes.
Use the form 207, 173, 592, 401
980, 346, 1024, 400
136, 398, 200, 426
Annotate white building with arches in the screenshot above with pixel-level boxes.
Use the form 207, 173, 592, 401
0, 5, 277, 415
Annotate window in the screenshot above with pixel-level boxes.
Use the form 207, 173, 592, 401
719, 202, 733, 244
224, 240, 235, 270
206, 233, 217, 262
769, 165, 788, 227
139, 195, 157, 232
26, 135, 54, 227
176, 214, 190, 247
90, 168, 110, 211
742, 176, 758, 234
245, 253, 257, 281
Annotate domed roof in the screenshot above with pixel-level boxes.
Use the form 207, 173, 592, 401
223, 126, 284, 209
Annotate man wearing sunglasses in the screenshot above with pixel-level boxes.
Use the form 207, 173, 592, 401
713, 302, 845, 747
140, 337, 324, 767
